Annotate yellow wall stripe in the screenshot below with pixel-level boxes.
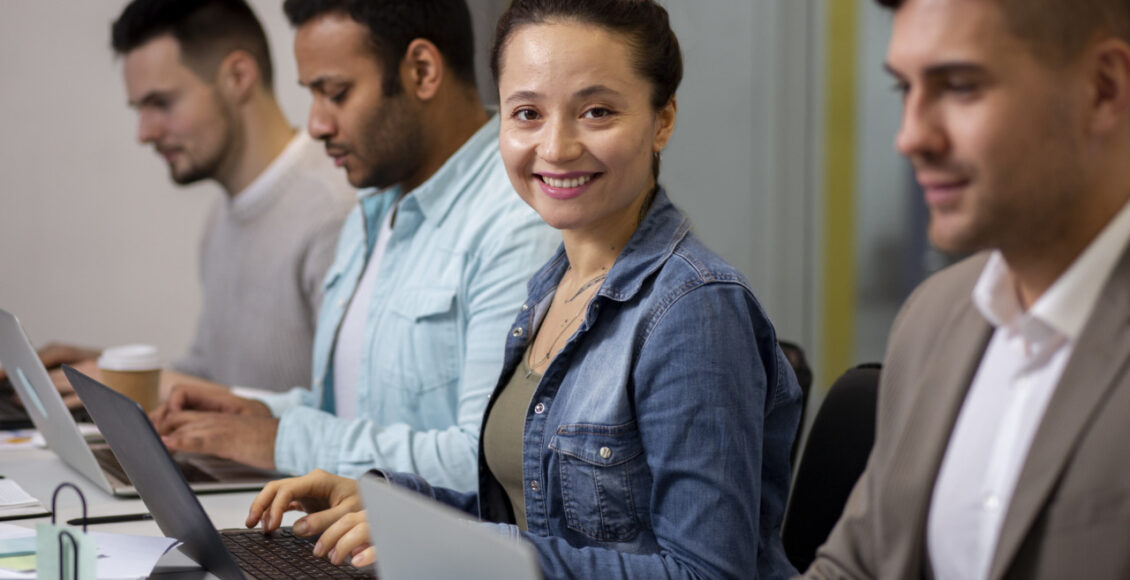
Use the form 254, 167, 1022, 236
821, 0, 858, 383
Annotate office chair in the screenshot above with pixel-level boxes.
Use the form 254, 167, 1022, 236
781, 363, 880, 572
778, 340, 813, 465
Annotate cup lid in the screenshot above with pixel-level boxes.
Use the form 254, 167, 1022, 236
97, 344, 161, 371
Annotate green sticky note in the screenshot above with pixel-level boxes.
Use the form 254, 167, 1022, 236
0, 536, 35, 558
0, 553, 36, 572
36, 523, 97, 580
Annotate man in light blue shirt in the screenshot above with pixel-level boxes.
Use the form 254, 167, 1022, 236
150, 0, 557, 492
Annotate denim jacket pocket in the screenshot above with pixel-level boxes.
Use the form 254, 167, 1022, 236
382, 286, 459, 394
549, 422, 650, 543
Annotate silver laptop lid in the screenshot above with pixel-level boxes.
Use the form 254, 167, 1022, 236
359, 475, 542, 580
0, 308, 114, 493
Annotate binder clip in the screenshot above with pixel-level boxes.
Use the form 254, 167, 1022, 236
36, 482, 97, 580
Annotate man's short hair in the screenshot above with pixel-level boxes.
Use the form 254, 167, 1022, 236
877, 0, 1130, 63
282, 0, 477, 96
112, 0, 274, 88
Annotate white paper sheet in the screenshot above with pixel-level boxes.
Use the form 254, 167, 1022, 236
0, 523, 181, 580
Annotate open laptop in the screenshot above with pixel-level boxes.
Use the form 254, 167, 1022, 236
67, 365, 373, 579
0, 308, 282, 496
0, 376, 91, 429
359, 475, 542, 580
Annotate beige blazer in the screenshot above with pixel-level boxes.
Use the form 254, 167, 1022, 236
804, 245, 1130, 579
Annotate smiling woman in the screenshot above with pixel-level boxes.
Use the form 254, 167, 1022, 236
246, 1, 803, 578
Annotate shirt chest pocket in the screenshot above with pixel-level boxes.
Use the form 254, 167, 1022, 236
381, 286, 461, 395
549, 423, 652, 543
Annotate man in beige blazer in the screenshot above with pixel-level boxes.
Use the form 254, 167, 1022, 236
805, 0, 1130, 578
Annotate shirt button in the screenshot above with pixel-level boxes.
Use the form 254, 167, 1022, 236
529, 480, 539, 492
337, 299, 346, 308
599, 447, 612, 459
534, 402, 545, 414
511, 327, 524, 338
983, 494, 1001, 512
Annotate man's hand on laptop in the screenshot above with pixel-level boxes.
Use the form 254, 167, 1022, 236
245, 469, 375, 567
157, 411, 279, 470
0, 342, 101, 410
47, 358, 100, 410
150, 380, 272, 426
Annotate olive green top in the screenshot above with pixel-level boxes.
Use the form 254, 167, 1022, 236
482, 349, 541, 530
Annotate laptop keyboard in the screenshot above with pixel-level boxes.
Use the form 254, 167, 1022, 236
92, 447, 217, 485
222, 528, 375, 578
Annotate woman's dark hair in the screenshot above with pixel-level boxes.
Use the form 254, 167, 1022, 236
489, 0, 683, 112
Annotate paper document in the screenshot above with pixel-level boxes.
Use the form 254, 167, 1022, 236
0, 432, 36, 452
0, 523, 180, 579
0, 481, 47, 521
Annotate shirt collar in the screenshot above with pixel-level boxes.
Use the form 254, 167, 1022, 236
391, 115, 500, 225
973, 199, 1130, 342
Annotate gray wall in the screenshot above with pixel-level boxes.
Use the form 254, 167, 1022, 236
0, 1, 820, 383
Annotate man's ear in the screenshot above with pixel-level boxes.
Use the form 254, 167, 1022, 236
653, 96, 678, 152
216, 50, 261, 104
1086, 38, 1130, 135
401, 38, 444, 102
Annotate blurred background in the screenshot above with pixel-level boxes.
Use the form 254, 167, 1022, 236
0, 0, 950, 428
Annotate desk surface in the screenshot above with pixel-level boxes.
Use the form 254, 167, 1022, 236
3, 444, 301, 577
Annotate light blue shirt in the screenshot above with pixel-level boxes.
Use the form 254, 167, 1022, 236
255, 117, 559, 490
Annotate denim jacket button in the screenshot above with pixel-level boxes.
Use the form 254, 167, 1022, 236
599, 446, 612, 459
530, 480, 539, 492
521, 303, 530, 311
511, 327, 524, 338
534, 402, 545, 414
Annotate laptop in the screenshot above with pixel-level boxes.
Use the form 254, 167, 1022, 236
0, 376, 91, 429
0, 308, 283, 496
359, 475, 542, 580
67, 365, 374, 579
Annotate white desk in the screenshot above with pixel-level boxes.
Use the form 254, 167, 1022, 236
2, 444, 301, 578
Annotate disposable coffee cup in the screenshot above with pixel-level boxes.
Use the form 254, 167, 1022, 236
97, 344, 161, 412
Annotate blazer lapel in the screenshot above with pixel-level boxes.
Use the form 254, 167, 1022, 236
988, 245, 1130, 580
884, 300, 992, 578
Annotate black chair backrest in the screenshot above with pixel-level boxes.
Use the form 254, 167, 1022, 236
777, 340, 813, 465
781, 363, 880, 572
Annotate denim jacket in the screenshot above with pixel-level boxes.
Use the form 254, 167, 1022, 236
383, 189, 802, 579
253, 117, 558, 489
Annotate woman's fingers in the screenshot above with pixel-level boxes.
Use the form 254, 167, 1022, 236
313, 511, 369, 561
350, 545, 377, 568
246, 470, 331, 530
328, 517, 371, 566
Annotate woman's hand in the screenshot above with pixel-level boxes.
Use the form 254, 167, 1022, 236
314, 510, 375, 567
245, 469, 362, 538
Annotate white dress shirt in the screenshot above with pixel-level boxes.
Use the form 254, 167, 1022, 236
928, 200, 1130, 580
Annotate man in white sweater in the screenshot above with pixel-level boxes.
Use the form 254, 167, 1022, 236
12, 0, 355, 399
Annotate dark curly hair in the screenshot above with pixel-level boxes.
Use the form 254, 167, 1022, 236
283, 0, 477, 96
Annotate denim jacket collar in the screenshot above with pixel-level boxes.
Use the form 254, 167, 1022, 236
525, 187, 690, 309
